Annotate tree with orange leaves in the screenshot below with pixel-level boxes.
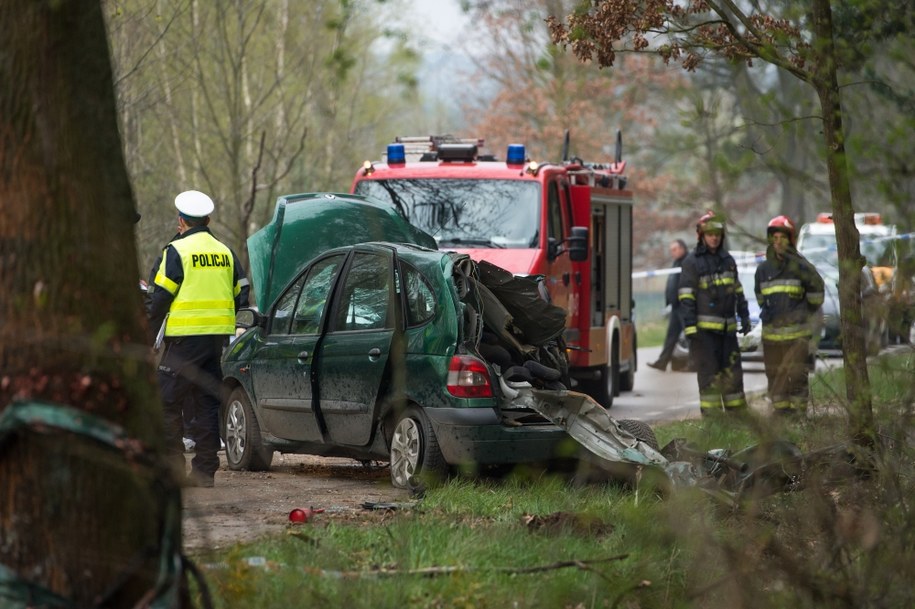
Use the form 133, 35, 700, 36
548, 0, 875, 445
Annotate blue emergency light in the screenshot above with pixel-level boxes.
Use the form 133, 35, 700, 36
387, 143, 406, 164
506, 144, 525, 165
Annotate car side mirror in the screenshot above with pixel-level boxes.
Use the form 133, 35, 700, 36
568, 226, 589, 262
235, 307, 263, 330
547, 236, 560, 261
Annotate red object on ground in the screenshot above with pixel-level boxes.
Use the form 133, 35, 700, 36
288, 507, 325, 523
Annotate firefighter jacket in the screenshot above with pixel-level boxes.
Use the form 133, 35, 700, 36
148, 226, 249, 337
754, 246, 824, 342
678, 244, 749, 336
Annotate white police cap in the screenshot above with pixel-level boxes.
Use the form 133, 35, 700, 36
175, 190, 215, 218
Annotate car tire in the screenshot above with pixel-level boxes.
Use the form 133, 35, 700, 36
617, 419, 659, 451
389, 406, 447, 490
224, 387, 274, 472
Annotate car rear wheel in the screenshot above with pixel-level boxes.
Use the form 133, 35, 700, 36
389, 406, 447, 490
224, 387, 274, 471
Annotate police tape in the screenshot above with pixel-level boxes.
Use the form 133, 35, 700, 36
631, 230, 915, 280
632, 267, 680, 279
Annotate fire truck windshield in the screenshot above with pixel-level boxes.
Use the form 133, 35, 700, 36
354, 178, 541, 248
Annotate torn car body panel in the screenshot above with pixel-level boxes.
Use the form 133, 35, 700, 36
513, 389, 667, 467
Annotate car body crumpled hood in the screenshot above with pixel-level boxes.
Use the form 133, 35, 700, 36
248, 192, 438, 309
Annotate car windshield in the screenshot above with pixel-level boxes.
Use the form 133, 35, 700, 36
354, 178, 541, 248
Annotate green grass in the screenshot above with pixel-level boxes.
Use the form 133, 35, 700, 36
193, 352, 915, 609
810, 350, 915, 405
637, 320, 668, 349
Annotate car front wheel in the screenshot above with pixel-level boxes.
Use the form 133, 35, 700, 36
389, 407, 447, 489
224, 387, 274, 471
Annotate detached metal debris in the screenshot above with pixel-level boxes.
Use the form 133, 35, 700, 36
515, 388, 858, 504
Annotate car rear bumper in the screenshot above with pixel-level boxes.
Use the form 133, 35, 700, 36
424, 407, 570, 465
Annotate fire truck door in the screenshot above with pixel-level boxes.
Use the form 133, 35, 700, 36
544, 179, 577, 326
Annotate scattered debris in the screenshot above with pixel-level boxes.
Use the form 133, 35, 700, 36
360, 501, 416, 511
521, 511, 614, 536
520, 387, 860, 504
289, 507, 324, 523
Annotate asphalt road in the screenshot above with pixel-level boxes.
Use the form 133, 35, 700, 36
607, 345, 846, 423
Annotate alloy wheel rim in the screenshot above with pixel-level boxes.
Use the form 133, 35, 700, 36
390, 417, 421, 488
225, 399, 246, 464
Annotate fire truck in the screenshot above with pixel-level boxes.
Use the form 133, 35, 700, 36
349, 134, 636, 407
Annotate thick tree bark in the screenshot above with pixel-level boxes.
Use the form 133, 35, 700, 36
810, 0, 874, 446
0, 1, 183, 605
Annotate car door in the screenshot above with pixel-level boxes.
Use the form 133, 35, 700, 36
544, 178, 575, 324
315, 247, 396, 446
250, 254, 345, 442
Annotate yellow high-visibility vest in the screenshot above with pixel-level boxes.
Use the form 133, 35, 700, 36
156, 232, 236, 336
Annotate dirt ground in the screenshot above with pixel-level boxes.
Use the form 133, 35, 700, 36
181, 452, 410, 553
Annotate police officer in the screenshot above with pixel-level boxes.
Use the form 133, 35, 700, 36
755, 215, 824, 415
678, 211, 751, 415
148, 190, 249, 487
145, 232, 196, 451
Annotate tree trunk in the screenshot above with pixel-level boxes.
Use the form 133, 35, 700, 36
810, 0, 874, 446
0, 1, 184, 605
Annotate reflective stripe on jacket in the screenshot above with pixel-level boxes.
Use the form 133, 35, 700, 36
755, 248, 824, 343
678, 244, 749, 337
156, 231, 237, 336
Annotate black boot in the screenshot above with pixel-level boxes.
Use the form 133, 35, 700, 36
647, 360, 667, 371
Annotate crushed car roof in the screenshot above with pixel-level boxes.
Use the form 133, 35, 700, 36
247, 192, 438, 309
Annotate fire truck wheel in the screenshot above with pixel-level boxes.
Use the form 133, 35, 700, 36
619, 353, 636, 392
595, 360, 618, 408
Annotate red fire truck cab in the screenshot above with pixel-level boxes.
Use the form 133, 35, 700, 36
350, 135, 636, 407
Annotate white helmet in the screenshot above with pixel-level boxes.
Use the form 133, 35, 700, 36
175, 190, 214, 218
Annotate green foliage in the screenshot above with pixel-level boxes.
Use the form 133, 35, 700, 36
636, 319, 668, 348
107, 0, 428, 269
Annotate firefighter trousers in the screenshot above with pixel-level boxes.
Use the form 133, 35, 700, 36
689, 331, 747, 414
762, 337, 810, 413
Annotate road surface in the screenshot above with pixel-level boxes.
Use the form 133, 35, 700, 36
607, 345, 844, 423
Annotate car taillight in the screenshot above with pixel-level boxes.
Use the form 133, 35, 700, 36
446, 355, 493, 398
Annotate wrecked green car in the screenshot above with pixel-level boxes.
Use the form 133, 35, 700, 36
220, 193, 602, 488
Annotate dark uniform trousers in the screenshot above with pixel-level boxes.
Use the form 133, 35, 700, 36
690, 331, 747, 413
158, 335, 227, 477
762, 338, 809, 412
657, 305, 684, 365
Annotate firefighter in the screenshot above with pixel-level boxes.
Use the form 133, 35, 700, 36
148, 190, 249, 487
755, 215, 824, 415
678, 211, 751, 415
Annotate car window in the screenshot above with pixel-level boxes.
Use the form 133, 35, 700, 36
269, 275, 306, 335
290, 255, 344, 335
402, 262, 436, 326
547, 180, 562, 242
332, 252, 392, 331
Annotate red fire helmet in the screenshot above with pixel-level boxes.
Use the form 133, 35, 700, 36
767, 214, 796, 246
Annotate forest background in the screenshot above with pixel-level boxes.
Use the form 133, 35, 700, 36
106, 0, 914, 285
